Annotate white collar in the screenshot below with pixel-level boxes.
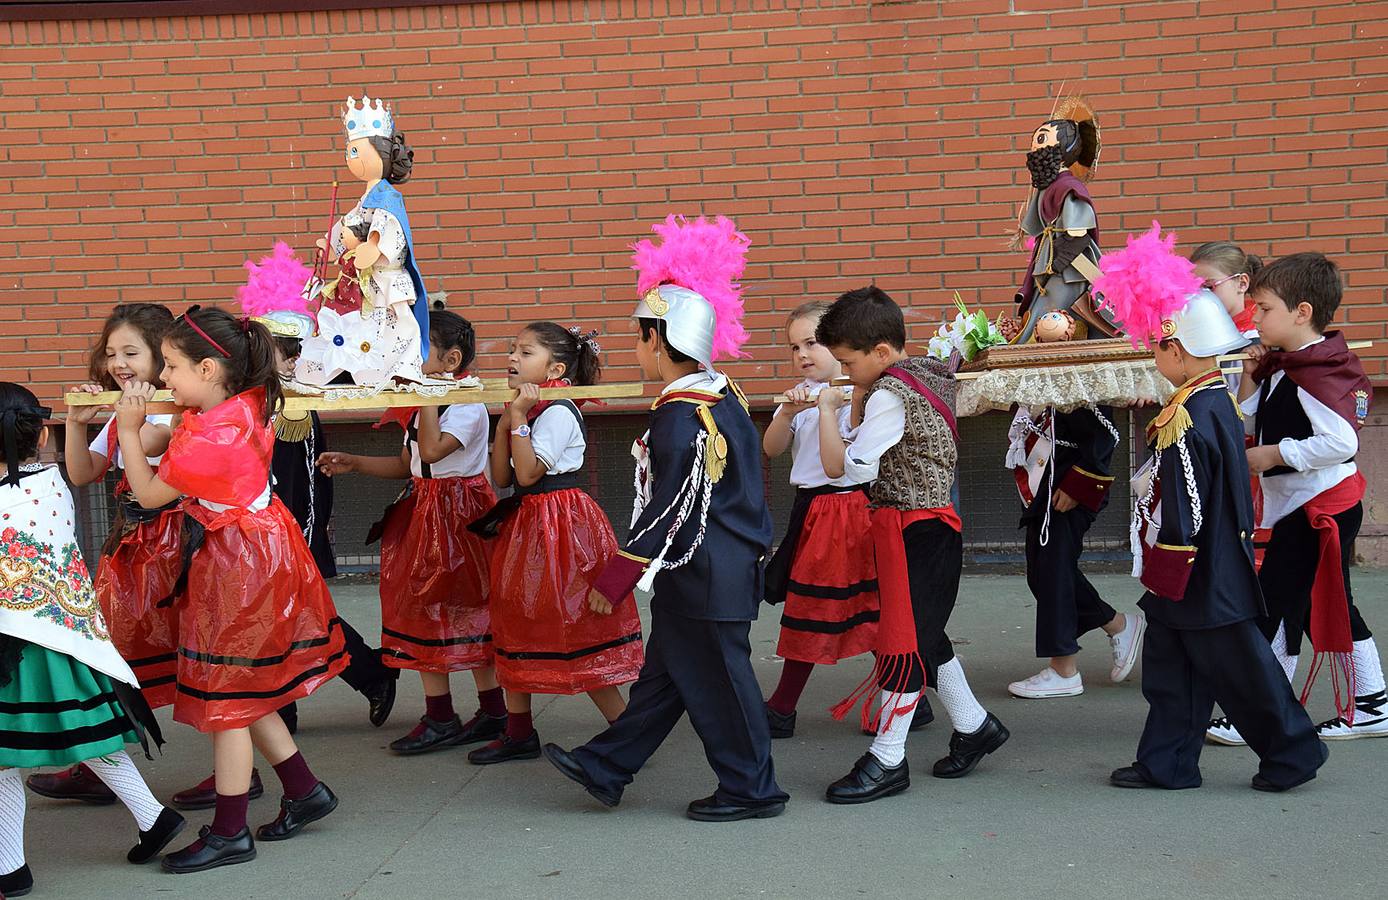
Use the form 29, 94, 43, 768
661, 370, 726, 396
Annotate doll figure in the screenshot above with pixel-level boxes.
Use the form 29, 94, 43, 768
319, 211, 373, 317
297, 96, 429, 387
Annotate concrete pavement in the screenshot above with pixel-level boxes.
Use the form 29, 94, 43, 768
22, 570, 1388, 899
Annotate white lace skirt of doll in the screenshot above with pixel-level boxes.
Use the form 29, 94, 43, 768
295, 295, 424, 387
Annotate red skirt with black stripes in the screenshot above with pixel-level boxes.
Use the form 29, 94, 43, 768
776, 490, 880, 664
379, 474, 496, 673
94, 503, 184, 709
172, 495, 347, 732
489, 488, 643, 695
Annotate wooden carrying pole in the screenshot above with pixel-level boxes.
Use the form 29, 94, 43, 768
63, 382, 647, 415
952, 340, 1375, 381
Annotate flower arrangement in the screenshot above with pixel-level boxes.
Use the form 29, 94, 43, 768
927, 294, 1008, 362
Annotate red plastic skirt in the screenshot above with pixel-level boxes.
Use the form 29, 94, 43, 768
94, 506, 185, 709
172, 496, 347, 732
380, 474, 497, 673
489, 488, 643, 695
777, 490, 880, 664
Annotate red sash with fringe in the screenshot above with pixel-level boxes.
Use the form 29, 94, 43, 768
1298, 471, 1366, 721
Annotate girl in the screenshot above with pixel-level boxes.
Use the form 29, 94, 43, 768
467, 322, 643, 765
1191, 241, 1262, 338
28, 304, 184, 809
760, 302, 895, 738
1, 385, 185, 898
115, 306, 346, 874
317, 311, 506, 755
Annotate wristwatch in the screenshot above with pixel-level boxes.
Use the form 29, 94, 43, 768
511, 424, 532, 439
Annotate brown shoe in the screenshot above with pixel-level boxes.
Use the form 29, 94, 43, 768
25, 764, 116, 805
171, 768, 265, 811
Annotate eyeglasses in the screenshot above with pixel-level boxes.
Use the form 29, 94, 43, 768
1202, 273, 1245, 290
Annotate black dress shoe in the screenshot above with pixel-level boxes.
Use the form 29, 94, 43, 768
932, 712, 1009, 779
1110, 766, 1160, 789
25, 764, 116, 804
542, 743, 621, 808
687, 794, 786, 822
171, 769, 265, 811
256, 782, 338, 842
388, 715, 465, 755
128, 807, 187, 863
0, 863, 33, 897
468, 732, 541, 765
364, 676, 397, 728
825, 753, 910, 804
766, 704, 796, 739
455, 711, 507, 745
161, 827, 257, 874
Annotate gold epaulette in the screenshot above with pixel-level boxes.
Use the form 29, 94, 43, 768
1147, 368, 1226, 451
273, 409, 313, 442
694, 404, 729, 484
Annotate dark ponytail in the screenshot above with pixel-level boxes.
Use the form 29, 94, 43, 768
428, 310, 476, 376
523, 321, 601, 386
166, 306, 284, 423
366, 130, 413, 185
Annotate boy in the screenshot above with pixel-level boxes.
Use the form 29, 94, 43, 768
1214, 252, 1381, 742
543, 216, 787, 821
1098, 232, 1326, 790
814, 286, 1007, 804
1005, 402, 1145, 698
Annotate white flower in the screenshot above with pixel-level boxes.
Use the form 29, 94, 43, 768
295, 308, 370, 385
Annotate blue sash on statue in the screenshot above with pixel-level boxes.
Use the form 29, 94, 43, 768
362, 180, 430, 363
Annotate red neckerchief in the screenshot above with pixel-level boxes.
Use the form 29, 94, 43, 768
1232, 299, 1256, 333
516, 378, 605, 422
373, 371, 470, 431
1252, 331, 1372, 432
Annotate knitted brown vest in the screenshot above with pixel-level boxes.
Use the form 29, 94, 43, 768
864, 356, 958, 510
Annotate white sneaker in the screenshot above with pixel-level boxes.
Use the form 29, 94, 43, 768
1316, 691, 1388, 740
1205, 715, 1246, 746
1008, 667, 1083, 699
1109, 612, 1146, 683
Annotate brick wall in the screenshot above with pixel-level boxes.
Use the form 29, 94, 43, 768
2, 0, 1385, 404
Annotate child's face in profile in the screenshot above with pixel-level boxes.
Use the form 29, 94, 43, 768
1152, 338, 1188, 388
1250, 288, 1313, 349
787, 316, 839, 384
634, 325, 662, 381
828, 343, 893, 388
507, 330, 563, 388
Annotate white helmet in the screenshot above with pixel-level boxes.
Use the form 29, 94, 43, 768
632, 284, 716, 371
1165, 288, 1248, 357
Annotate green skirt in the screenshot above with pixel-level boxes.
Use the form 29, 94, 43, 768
0, 639, 138, 768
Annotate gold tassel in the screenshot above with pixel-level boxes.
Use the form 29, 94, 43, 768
274, 409, 313, 443
1152, 404, 1192, 451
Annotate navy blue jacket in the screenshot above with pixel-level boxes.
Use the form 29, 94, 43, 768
1137, 381, 1263, 630
594, 382, 772, 622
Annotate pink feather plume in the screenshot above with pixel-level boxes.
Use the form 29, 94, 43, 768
1093, 221, 1203, 349
630, 214, 752, 360
236, 242, 313, 318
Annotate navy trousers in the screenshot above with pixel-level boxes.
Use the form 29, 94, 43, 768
1024, 509, 1117, 658
573, 608, 788, 807
1135, 617, 1324, 789
280, 616, 392, 725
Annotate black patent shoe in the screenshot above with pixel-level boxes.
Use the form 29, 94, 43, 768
0, 863, 33, 897
766, 704, 797, 739
1110, 766, 1160, 789
389, 715, 465, 755
932, 712, 1010, 779
455, 711, 507, 745
687, 794, 786, 822
364, 676, 397, 728
825, 753, 910, 804
161, 827, 257, 874
25, 764, 116, 804
128, 807, 187, 863
542, 743, 621, 808
468, 731, 541, 765
256, 782, 338, 842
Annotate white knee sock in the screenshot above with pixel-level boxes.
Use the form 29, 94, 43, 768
934, 657, 988, 734
867, 690, 919, 768
1270, 623, 1298, 685
0, 768, 25, 875
1351, 637, 1386, 697
85, 751, 163, 831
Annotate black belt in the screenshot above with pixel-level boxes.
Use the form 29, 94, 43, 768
467, 472, 586, 539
